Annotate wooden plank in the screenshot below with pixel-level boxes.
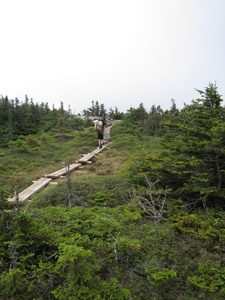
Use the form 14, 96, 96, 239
78, 142, 111, 163
45, 163, 81, 179
7, 141, 112, 202
104, 125, 111, 140
78, 148, 101, 163
8, 177, 52, 202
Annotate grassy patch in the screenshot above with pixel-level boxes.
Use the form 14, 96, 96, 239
0, 131, 97, 193
28, 175, 132, 210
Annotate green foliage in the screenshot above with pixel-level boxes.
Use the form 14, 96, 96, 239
172, 210, 225, 252
123, 83, 225, 210
8, 135, 41, 152
30, 176, 131, 209
2, 87, 225, 299
160, 83, 225, 209
83, 100, 107, 117
0, 269, 28, 298
0, 130, 97, 193
1, 202, 225, 299
146, 267, 177, 286
122, 103, 164, 136
108, 106, 125, 119
0, 95, 90, 147
87, 191, 116, 207
188, 261, 225, 297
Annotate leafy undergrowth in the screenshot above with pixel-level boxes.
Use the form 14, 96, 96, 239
2, 121, 225, 299
0, 131, 98, 196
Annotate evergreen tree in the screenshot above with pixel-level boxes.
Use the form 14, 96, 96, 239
125, 84, 225, 210
158, 83, 225, 209
83, 101, 107, 117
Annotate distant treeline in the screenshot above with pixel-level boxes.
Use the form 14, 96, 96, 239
0, 96, 74, 142
0, 96, 124, 146
0, 94, 174, 147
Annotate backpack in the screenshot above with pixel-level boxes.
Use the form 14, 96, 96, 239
94, 120, 103, 132
102, 118, 107, 127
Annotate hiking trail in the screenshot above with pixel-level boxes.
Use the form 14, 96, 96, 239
8, 122, 115, 202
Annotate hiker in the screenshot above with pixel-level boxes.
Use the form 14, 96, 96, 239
94, 115, 107, 148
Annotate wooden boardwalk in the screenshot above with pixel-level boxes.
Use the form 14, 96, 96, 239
45, 163, 82, 178
8, 178, 52, 202
78, 142, 111, 163
7, 142, 111, 202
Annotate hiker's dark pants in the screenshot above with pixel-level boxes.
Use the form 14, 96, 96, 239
98, 132, 103, 140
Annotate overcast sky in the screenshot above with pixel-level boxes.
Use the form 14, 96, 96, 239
1, 0, 225, 114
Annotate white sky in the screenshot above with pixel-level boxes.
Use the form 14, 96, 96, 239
1, 0, 225, 114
